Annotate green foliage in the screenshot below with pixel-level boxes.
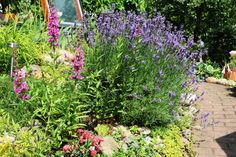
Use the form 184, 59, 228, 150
112, 123, 193, 157
82, 0, 147, 13
82, 34, 188, 126
0, 66, 88, 152
0, 110, 50, 156
229, 56, 236, 69
0, 18, 49, 73
196, 59, 222, 79
151, 126, 184, 157
146, 0, 236, 63
94, 124, 110, 136
29, 73, 88, 148
82, 0, 236, 63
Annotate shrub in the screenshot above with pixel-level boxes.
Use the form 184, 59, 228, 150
196, 59, 222, 80
82, 11, 201, 126
82, 0, 146, 13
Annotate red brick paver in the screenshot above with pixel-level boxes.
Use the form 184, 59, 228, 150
194, 82, 236, 157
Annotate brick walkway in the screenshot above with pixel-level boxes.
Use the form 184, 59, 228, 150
194, 82, 236, 157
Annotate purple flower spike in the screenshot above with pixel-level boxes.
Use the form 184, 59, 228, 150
70, 48, 85, 80
13, 69, 31, 100
48, 7, 60, 48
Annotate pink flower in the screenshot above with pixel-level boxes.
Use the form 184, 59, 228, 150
98, 138, 104, 143
62, 144, 71, 154
96, 145, 102, 152
76, 128, 84, 134
70, 48, 85, 80
13, 69, 30, 100
79, 136, 85, 144
82, 131, 91, 139
48, 7, 60, 48
90, 149, 97, 157
74, 144, 79, 150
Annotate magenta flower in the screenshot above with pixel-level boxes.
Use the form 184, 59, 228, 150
69, 48, 85, 80
48, 7, 60, 48
13, 69, 30, 100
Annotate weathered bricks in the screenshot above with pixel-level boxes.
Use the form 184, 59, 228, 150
194, 82, 236, 157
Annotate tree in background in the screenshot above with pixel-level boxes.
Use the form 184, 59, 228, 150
146, 0, 236, 64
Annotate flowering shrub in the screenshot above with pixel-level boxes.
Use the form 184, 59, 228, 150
13, 69, 30, 100
48, 7, 60, 48
82, 11, 201, 126
62, 129, 103, 157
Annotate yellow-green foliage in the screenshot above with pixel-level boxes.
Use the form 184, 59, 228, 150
0, 17, 50, 73
0, 111, 50, 156
152, 125, 183, 157
94, 124, 110, 136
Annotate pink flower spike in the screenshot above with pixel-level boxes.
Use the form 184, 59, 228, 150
13, 68, 30, 100
69, 47, 85, 80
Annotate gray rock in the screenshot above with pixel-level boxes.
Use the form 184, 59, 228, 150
41, 49, 75, 65
123, 137, 132, 144
205, 77, 218, 83
101, 136, 119, 156
182, 129, 191, 139
138, 127, 151, 135
29, 65, 42, 79
116, 125, 133, 138
182, 137, 189, 145
206, 77, 236, 86
121, 143, 128, 152
181, 93, 197, 106
0, 132, 15, 144
189, 106, 199, 115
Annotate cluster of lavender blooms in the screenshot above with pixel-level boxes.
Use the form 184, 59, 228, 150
86, 11, 202, 94
86, 12, 202, 88
83, 10, 204, 125
69, 48, 85, 80
48, 7, 60, 48
13, 69, 30, 100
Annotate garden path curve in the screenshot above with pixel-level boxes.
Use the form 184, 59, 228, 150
194, 82, 236, 157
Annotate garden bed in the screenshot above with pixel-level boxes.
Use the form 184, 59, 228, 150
0, 2, 203, 156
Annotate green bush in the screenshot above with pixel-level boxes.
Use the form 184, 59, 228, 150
82, 0, 146, 13
196, 59, 222, 79
81, 11, 200, 126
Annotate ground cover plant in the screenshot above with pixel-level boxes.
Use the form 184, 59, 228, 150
0, 2, 202, 156
196, 59, 222, 80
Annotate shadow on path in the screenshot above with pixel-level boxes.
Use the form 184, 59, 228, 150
216, 131, 236, 157
227, 87, 236, 97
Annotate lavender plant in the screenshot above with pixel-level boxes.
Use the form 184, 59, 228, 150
82, 11, 201, 126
